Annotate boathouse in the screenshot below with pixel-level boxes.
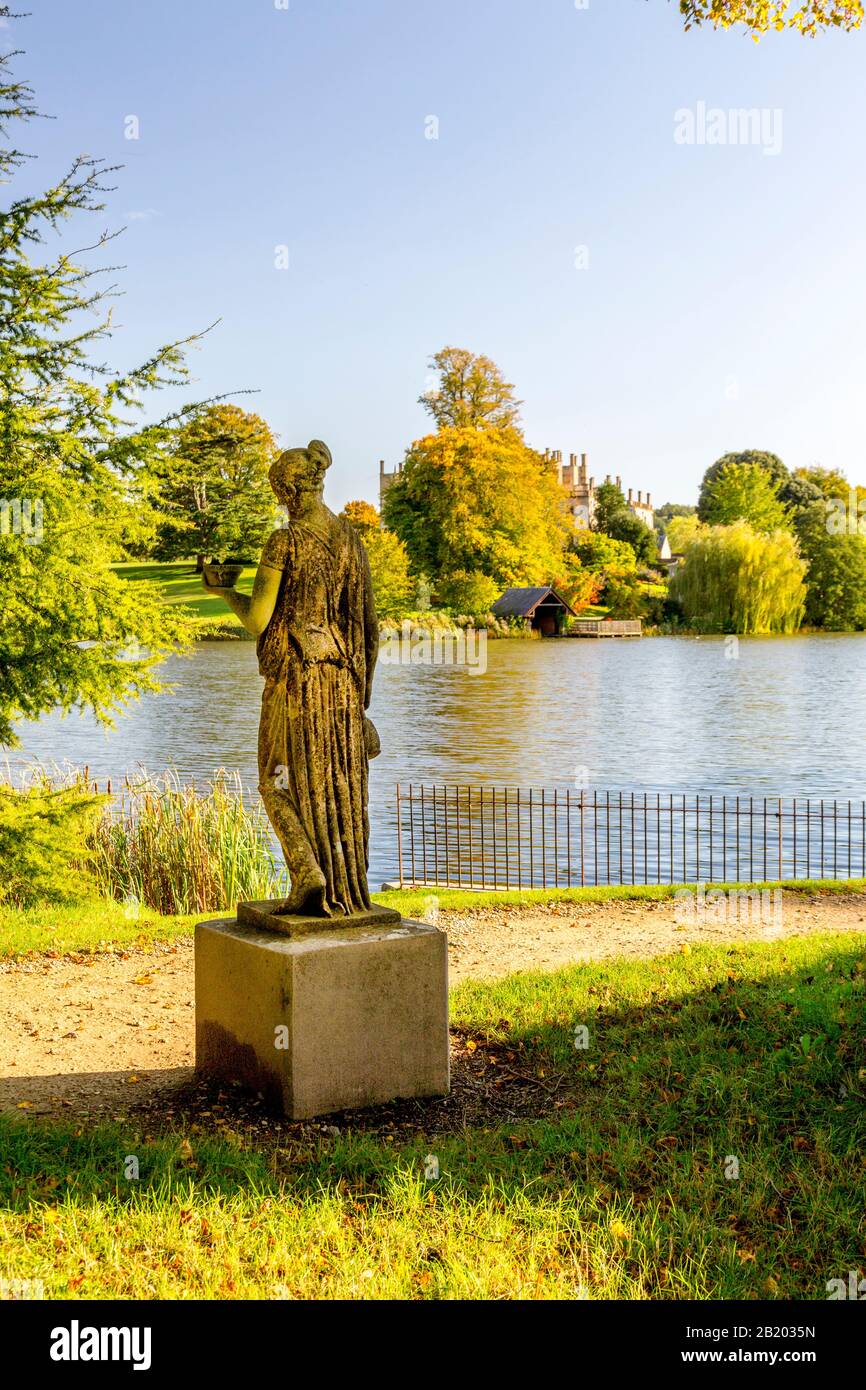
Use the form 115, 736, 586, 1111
491, 586, 575, 636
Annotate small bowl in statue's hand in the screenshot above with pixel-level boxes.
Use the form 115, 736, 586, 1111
203, 562, 245, 589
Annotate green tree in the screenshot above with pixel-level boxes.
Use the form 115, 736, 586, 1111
698, 450, 789, 521
435, 570, 501, 615
362, 529, 415, 619
147, 404, 279, 569
338, 501, 414, 620
607, 508, 659, 564
418, 347, 522, 431
701, 461, 790, 532
591, 481, 630, 535
655, 501, 697, 524
0, 23, 195, 748
794, 502, 866, 629
670, 521, 806, 633
591, 481, 658, 564
572, 530, 639, 580
778, 473, 823, 512
795, 465, 853, 496
382, 426, 567, 590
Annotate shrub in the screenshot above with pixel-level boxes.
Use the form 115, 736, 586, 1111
0, 774, 105, 908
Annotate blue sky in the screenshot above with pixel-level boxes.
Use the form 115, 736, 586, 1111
11, 0, 866, 509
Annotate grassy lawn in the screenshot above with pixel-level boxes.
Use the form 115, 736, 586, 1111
1, 931, 864, 1298
3, 878, 861, 956
0, 899, 213, 959
377, 877, 866, 918
114, 561, 254, 635
3, 879, 865, 960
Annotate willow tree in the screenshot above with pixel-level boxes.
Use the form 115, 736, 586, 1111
0, 16, 200, 746
670, 521, 806, 633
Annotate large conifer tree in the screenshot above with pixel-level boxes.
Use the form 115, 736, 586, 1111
0, 12, 205, 745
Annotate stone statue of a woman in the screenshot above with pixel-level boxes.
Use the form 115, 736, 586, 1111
203, 439, 382, 920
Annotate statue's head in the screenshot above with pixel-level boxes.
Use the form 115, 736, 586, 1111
269, 439, 332, 510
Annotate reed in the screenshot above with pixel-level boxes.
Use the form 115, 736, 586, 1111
89, 768, 287, 915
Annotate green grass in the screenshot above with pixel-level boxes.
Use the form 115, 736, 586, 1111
374, 876, 866, 918
1, 932, 864, 1299
114, 561, 254, 635
2, 878, 864, 960
0, 899, 212, 958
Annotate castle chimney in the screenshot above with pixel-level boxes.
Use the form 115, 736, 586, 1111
579, 454, 587, 483
589, 476, 595, 489
616, 475, 622, 491
605, 474, 611, 484
637, 491, 643, 505
628, 488, 634, 504
379, 459, 385, 478
647, 493, 652, 509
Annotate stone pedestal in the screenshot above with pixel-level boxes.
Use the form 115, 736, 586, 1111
195, 914, 449, 1119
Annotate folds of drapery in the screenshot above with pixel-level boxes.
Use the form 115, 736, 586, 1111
255, 515, 376, 915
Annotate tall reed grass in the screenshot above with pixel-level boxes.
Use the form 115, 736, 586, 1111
89, 769, 287, 915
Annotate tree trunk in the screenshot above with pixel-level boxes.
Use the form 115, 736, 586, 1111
195, 553, 205, 573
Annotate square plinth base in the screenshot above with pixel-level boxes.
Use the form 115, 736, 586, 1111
195, 916, 449, 1119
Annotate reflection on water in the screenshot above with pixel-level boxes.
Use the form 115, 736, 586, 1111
8, 634, 866, 886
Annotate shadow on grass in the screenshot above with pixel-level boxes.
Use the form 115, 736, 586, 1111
3, 934, 863, 1183
1, 935, 864, 1298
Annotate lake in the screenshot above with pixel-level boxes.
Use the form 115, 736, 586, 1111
8, 633, 866, 886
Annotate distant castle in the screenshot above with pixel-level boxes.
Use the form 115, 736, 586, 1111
543, 450, 654, 530
378, 449, 654, 531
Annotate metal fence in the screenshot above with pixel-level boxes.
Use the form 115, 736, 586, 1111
394, 784, 866, 889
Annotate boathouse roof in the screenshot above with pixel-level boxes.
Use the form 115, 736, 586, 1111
490, 586, 576, 619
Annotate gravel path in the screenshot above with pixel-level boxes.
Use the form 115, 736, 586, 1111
2, 892, 864, 1120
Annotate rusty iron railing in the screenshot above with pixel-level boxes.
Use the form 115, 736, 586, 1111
394, 784, 866, 889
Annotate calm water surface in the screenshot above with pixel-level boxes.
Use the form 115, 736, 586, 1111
9, 634, 866, 885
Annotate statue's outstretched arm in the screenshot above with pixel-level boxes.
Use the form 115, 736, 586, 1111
202, 561, 282, 638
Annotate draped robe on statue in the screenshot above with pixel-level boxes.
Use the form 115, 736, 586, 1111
256, 514, 377, 916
